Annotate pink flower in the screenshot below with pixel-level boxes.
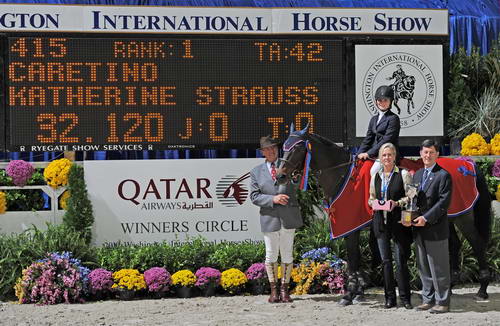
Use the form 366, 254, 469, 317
5, 160, 35, 186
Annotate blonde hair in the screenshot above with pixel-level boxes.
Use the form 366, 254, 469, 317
378, 143, 396, 160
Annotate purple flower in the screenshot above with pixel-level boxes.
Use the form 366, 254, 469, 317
144, 267, 172, 292
245, 263, 267, 281
5, 160, 35, 186
88, 268, 114, 294
456, 156, 475, 166
195, 267, 221, 288
493, 159, 500, 178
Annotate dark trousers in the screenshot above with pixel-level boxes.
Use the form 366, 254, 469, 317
376, 229, 412, 303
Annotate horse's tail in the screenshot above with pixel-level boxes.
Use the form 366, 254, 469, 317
473, 168, 492, 243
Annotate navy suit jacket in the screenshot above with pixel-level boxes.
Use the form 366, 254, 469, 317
414, 163, 452, 241
357, 110, 400, 158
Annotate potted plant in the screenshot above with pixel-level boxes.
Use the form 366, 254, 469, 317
171, 270, 196, 298
5, 160, 35, 187
245, 263, 268, 295
14, 252, 85, 305
144, 267, 172, 299
195, 267, 221, 297
111, 269, 146, 300
220, 268, 248, 295
88, 268, 114, 300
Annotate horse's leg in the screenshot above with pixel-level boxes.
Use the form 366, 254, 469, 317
393, 99, 401, 115
453, 211, 490, 299
448, 222, 462, 287
339, 230, 363, 306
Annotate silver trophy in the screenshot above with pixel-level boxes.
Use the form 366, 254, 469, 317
401, 183, 419, 226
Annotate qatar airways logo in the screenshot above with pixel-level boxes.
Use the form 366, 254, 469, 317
216, 173, 250, 207
117, 173, 250, 208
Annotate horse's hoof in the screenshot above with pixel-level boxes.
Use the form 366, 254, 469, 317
353, 294, 366, 303
474, 292, 489, 301
338, 299, 352, 306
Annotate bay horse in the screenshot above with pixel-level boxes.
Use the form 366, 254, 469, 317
276, 125, 492, 303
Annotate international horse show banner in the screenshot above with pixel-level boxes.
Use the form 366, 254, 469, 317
355, 44, 444, 137
0, 5, 447, 34
84, 159, 263, 246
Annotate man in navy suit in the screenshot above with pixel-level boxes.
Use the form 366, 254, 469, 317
411, 139, 452, 314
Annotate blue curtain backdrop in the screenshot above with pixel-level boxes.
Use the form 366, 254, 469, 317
2, 0, 499, 161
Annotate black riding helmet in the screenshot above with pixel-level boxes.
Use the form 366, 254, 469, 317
375, 85, 394, 101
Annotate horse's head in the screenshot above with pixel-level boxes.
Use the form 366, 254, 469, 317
276, 124, 309, 185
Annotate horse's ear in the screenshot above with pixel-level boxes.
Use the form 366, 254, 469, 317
300, 123, 310, 134
290, 123, 295, 133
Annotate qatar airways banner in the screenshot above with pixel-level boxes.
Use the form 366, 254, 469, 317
84, 158, 263, 247
0, 4, 447, 35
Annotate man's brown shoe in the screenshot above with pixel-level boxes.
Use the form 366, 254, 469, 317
429, 305, 449, 314
415, 303, 434, 311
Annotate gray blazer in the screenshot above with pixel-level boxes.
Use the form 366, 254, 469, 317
250, 161, 303, 232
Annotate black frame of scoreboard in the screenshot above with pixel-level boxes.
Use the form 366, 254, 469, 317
0, 32, 448, 152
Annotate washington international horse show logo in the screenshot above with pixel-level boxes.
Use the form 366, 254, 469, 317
361, 52, 437, 129
216, 173, 250, 207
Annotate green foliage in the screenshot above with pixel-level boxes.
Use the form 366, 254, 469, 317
207, 241, 265, 271
0, 169, 46, 211
0, 223, 96, 300
475, 158, 500, 196
448, 42, 500, 138
296, 174, 325, 226
63, 164, 94, 244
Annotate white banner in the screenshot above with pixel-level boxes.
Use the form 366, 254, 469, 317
355, 44, 444, 137
84, 158, 264, 246
0, 5, 447, 35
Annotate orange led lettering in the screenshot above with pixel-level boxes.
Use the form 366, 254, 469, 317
159, 86, 176, 105
196, 87, 211, 105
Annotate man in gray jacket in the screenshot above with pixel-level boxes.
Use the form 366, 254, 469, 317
250, 135, 303, 303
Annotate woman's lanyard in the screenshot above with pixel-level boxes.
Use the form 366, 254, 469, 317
381, 169, 394, 200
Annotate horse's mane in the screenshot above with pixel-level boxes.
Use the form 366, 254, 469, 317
309, 133, 347, 152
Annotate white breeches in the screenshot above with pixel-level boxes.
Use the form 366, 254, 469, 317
263, 227, 296, 264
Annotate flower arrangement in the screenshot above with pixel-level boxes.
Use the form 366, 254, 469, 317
14, 252, 85, 305
5, 160, 35, 186
44, 158, 72, 188
195, 267, 221, 288
291, 261, 325, 295
320, 261, 347, 294
112, 269, 146, 291
220, 268, 247, 294
144, 267, 172, 292
245, 263, 267, 282
493, 159, 500, 178
0, 191, 6, 214
59, 190, 71, 210
490, 134, 500, 155
88, 268, 114, 295
171, 270, 196, 287
461, 133, 490, 156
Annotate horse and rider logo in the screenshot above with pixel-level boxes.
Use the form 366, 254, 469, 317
216, 173, 250, 207
361, 51, 437, 129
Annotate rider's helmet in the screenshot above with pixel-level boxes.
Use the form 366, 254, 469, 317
375, 85, 394, 102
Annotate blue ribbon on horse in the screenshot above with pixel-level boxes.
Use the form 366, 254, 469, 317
458, 165, 476, 177
300, 141, 312, 191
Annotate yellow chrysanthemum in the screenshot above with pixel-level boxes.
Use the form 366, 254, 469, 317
171, 270, 196, 287
496, 184, 500, 202
59, 190, 71, 210
460, 133, 490, 156
490, 134, 500, 156
0, 191, 7, 214
220, 268, 247, 293
44, 158, 72, 188
112, 269, 146, 291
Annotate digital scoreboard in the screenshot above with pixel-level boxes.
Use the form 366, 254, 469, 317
6, 37, 345, 151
